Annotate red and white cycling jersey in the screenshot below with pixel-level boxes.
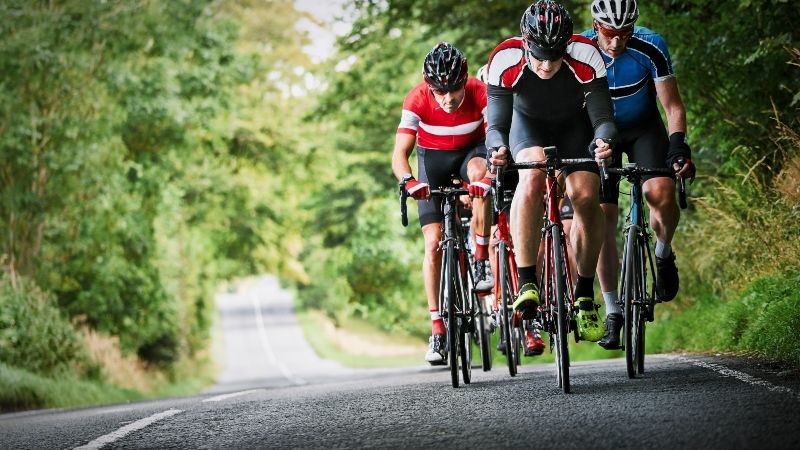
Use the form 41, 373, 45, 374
486, 35, 606, 89
397, 77, 486, 150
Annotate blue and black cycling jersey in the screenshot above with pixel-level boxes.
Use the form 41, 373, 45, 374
582, 26, 674, 129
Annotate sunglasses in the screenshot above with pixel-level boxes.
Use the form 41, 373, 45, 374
430, 82, 465, 96
596, 23, 633, 40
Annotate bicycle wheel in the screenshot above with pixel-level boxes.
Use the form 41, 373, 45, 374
498, 242, 517, 377
635, 237, 647, 374
458, 251, 472, 384
475, 292, 492, 371
552, 230, 570, 393
623, 226, 641, 379
444, 242, 460, 387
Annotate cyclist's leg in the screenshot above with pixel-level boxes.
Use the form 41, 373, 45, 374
559, 116, 605, 342
596, 135, 627, 348
509, 111, 547, 313
633, 116, 681, 300
461, 144, 494, 291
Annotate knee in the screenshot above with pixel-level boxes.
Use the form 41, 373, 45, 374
645, 180, 677, 211
423, 230, 441, 257
569, 189, 598, 215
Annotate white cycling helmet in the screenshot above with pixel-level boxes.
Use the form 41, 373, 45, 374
591, 0, 639, 29
476, 64, 488, 83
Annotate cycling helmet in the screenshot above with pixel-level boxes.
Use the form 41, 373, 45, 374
520, 0, 574, 61
591, 0, 639, 30
423, 42, 468, 92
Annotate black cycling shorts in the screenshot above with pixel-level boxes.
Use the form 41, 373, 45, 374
509, 108, 598, 177
416, 143, 488, 227
600, 113, 671, 204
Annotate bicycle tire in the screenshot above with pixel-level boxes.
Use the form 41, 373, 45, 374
498, 242, 517, 377
458, 251, 472, 384
552, 230, 570, 393
623, 226, 640, 379
635, 237, 647, 374
444, 241, 460, 387
475, 293, 492, 371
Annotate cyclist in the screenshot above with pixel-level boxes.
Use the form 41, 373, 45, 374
486, 0, 617, 343
478, 63, 546, 358
582, 0, 696, 350
392, 42, 494, 365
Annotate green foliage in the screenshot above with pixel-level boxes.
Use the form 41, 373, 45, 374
0, 276, 90, 376
648, 270, 800, 366
0, 362, 141, 413
1, 0, 317, 386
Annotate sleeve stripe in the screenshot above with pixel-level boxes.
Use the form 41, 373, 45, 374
566, 39, 607, 80
627, 37, 672, 78
487, 47, 524, 88
398, 109, 421, 131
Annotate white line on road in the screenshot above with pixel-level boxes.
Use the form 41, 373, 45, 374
73, 409, 183, 450
677, 356, 799, 399
251, 293, 308, 386
203, 389, 263, 403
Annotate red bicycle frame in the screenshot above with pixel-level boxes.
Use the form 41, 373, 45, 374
541, 172, 575, 324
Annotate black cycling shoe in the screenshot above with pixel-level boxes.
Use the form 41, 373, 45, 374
598, 313, 623, 350
656, 253, 679, 302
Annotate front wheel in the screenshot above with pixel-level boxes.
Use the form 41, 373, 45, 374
552, 230, 570, 394
444, 243, 460, 387
498, 242, 517, 377
623, 227, 643, 379
475, 294, 492, 372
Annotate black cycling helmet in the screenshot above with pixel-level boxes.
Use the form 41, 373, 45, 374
520, 0, 574, 61
423, 42, 468, 92
591, 0, 639, 30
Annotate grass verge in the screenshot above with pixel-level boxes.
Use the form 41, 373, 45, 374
647, 270, 800, 367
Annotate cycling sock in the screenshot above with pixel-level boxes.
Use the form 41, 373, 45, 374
517, 265, 537, 288
655, 240, 672, 259
431, 310, 445, 335
603, 290, 622, 315
475, 234, 490, 261
575, 275, 595, 299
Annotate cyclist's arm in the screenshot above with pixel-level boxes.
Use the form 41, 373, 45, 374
485, 84, 513, 150
583, 77, 618, 142
391, 132, 417, 181
655, 77, 687, 135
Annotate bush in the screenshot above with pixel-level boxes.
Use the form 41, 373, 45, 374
0, 276, 90, 376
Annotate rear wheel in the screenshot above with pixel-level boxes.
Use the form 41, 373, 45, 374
498, 242, 517, 377
475, 293, 492, 371
552, 230, 570, 394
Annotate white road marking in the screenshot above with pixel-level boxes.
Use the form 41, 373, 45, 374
202, 389, 263, 403
251, 292, 307, 386
676, 356, 799, 399
73, 409, 183, 450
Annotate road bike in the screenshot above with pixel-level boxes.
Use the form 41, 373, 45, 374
496, 146, 596, 393
400, 179, 478, 387
607, 163, 687, 378
460, 213, 493, 372
491, 171, 523, 376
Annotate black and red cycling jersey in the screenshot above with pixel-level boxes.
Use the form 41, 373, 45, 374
397, 77, 487, 150
484, 35, 617, 151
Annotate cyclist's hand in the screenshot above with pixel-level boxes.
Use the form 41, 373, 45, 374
468, 177, 492, 198
593, 138, 613, 164
404, 178, 430, 200
673, 157, 696, 182
489, 146, 509, 173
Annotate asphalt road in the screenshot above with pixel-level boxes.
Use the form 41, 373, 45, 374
2, 276, 798, 449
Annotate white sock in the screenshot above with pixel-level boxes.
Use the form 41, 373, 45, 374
655, 240, 672, 259
602, 291, 622, 316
